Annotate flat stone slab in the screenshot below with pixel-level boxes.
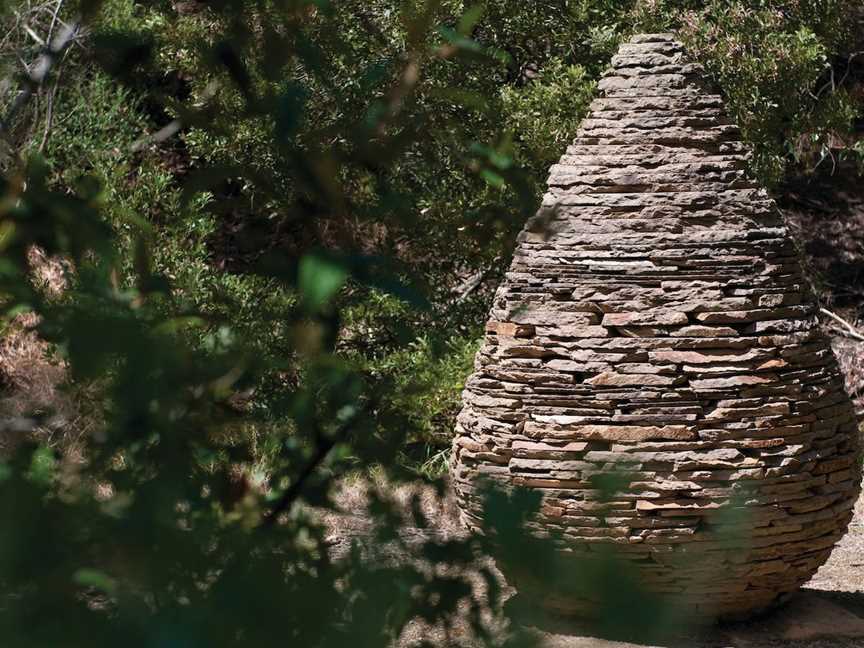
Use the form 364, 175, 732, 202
523, 497, 864, 647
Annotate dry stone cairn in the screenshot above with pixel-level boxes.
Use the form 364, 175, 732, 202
450, 33, 861, 620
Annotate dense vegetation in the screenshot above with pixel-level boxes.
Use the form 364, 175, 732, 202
0, 1, 861, 645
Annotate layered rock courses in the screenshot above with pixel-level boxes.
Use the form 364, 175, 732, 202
450, 34, 861, 619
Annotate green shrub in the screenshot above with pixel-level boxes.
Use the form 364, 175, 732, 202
2, 5, 532, 645
678, 1, 860, 185
501, 58, 596, 169
7, 0, 862, 477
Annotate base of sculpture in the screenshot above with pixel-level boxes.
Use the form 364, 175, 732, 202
470, 494, 854, 622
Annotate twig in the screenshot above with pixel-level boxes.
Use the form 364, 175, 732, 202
0, 18, 80, 138
131, 79, 219, 152
811, 51, 862, 101
131, 119, 182, 152
820, 307, 864, 343
258, 405, 369, 528
35, 2, 67, 154
837, 51, 862, 89
38, 58, 61, 152
454, 262, 495, 304
22, 23, 45, 46
46, 1, 64, 44
259, 434, 339, 528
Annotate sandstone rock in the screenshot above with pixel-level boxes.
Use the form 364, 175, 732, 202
671, 325, 739, 337
485, 321, 535, 337
585, 372, 676, 387
575, 424, 695, 441
450, 33, 860, 623
689, 375, 776, 390
602, 311, 689, 327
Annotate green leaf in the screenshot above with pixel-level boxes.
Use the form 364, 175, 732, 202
27, 446, 56, 487
153, 316, 208, 335
299, 253, 347, 310
73, 569, 117, 595
458, 4, 485, 36
480, 169, 505, 187
437, 27, 483, 53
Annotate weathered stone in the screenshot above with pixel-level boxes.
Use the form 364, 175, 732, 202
510, 440, 591, 457
602, 311, 689, 326
486, 321, 536, 337
636, 499, 723, 513
689, 375, 776, 390
585, 372, 676, 387
576, 424, 695, 441
450, 33, 860, 623
651, 349, 770, 364
671, 325, 739, 337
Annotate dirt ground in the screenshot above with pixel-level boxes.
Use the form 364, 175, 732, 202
367, 488, 864, 648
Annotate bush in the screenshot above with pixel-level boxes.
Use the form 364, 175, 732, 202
501, 58, 596, 169
0, 4, 540, 645
678, 0, 861, 185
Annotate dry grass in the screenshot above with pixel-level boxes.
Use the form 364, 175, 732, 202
0, 247, 86, 455
832, 337, 864, 417
322, 470, 465, 548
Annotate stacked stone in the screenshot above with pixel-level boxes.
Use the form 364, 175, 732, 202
450, 34, 861, 620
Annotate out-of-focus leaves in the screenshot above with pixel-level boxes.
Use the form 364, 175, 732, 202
299, 251, 347, 311
73, 568, 117, 595
213, 40, 253, 102
91, 30, 155, 81
458, 4, 485, 36
274, 82, 310, 145
26, 446, 55, 486
1, 158, 113, 264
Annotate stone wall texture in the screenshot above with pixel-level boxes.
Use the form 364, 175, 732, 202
450, 33, 862, 620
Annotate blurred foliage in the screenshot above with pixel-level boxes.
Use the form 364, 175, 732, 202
0, 0, 861, 645
0, 2, 544, 646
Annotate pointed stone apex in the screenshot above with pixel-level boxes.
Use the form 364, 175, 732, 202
599, 33, 711, 100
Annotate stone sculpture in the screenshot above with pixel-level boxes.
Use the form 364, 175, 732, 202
450, 33, 861, 620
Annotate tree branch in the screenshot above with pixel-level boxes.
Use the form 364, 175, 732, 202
0, 17, 80, 139
258, 407, 367, 529
820, 307, 864, 343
